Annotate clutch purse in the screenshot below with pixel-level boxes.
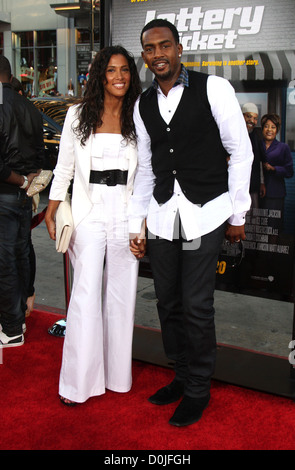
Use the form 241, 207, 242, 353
27, 170, 53, 197
55, 193, 73, 253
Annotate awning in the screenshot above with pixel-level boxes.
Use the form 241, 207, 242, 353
138, 50, 295, 89
184, 50, 295, 82
50, 1, 99, 18
0, 12, 11, 24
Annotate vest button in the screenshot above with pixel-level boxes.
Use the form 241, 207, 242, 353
170, 148, 174, 153
173, 170, 177, 175
167, 127, 170, 132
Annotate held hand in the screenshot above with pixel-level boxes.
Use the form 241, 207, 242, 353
263, 162, 275, 172
130, 235, 146, 259
26, 169, 42, 189
225, 223, 246, 244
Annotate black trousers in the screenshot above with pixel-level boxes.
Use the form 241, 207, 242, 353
147, 221, 225, 398
0, 191, 32, 335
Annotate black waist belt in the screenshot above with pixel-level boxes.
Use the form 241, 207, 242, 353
89, 169, 128, 186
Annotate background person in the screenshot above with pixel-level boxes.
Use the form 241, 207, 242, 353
67, 79, 75, 97
242, 102, 266, 208
0, 56, 44, 347
45, 46, 142, 406
11, 76, 37, 318
260, 113, 293, 236
129, 19, 253, 427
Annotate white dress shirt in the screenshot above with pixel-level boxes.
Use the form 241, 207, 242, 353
128, 73, 253, 241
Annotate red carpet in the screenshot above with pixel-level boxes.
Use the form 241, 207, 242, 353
1, 309, 295, 451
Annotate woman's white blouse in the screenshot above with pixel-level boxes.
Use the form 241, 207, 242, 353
89, 133, 129, 204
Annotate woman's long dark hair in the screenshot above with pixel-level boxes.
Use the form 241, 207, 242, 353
75, 46, 141, 146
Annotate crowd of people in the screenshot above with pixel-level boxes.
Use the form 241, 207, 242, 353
0, 18, 293, 427
242, 102, 293, 222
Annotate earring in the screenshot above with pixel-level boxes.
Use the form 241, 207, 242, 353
179, 54, 181, 57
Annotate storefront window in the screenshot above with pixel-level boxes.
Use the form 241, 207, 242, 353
77, 28, 91, 44
17, 31, 33, 48
76, 28, 100, 96
13, 30, 57, 97
37, 30, 56, 47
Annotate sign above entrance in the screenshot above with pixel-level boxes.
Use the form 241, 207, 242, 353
112, 0, 295, 56
145, 6, 265, 51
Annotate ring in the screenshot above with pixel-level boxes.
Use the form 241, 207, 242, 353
235, 239, 240, 242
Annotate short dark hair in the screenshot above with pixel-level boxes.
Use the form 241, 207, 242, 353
0, 55, 12, 80
11, 77, 25, 95
140, 19, 180, 46
261, 113, 281, 132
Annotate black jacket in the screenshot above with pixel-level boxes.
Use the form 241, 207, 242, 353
0, 83, 45, 184
249, 127, 265, 193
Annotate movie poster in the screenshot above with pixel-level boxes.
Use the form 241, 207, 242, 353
112, 0, 295, 302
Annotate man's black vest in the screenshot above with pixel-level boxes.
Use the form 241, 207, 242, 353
139, 71, 228, 205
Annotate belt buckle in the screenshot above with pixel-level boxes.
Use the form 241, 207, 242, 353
106, 171, 116, 186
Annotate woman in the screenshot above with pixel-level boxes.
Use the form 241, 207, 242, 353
45, 46, 143, 406
260, 113, 293, 234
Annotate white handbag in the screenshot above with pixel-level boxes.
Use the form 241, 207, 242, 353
55, 193, 73, 253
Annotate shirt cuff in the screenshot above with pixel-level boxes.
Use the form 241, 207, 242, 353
128, 217, 145, 235
228, 212, 247, 226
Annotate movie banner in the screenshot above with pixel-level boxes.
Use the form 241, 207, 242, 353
112, 0, 295, 301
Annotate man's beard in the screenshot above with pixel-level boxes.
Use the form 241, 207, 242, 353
155, 70, 172, 81
152, 62, 172, 81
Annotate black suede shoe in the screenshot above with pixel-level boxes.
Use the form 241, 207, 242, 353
169, 394, 210, 426
148, 380, 185, 405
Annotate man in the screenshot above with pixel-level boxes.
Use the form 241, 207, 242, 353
128, 19, 253, 427
242, 102, 266, 207
0, 56, 44, 347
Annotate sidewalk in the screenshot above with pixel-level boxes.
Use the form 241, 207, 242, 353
31, 192, 294, 358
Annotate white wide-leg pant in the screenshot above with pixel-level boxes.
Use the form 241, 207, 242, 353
59, 196, 139, 403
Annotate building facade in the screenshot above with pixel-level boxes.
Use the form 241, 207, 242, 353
0, 0, 100, 96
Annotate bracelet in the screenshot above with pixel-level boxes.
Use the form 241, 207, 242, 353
20, 175, 29, 189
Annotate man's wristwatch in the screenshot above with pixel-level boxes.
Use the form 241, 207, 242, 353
20, 175, 29, 189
